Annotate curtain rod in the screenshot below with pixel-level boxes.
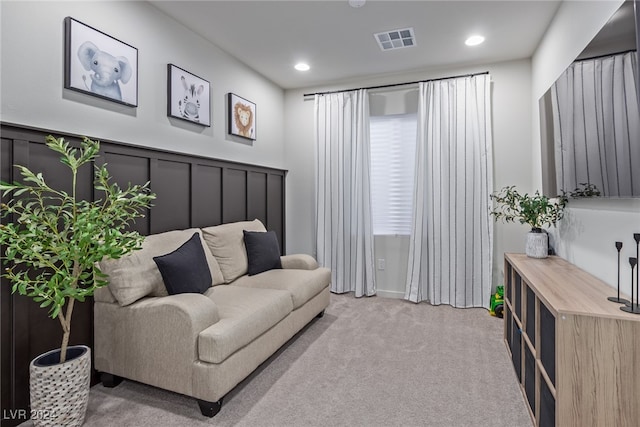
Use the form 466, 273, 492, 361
574, 49, 636, 63
302, 71, 489, 98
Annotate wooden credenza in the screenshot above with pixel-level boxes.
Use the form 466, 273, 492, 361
504, 253, 640, 427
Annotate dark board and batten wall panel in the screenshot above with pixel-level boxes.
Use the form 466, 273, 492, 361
248, 171, 268, 224
1, 137, 14, 422
101, 151, 152, 236
268, 174, 285, 243
152, 159, 192, 233
192, 163, 223, 228
223, 168, 249, 224
0, 123, 287, 426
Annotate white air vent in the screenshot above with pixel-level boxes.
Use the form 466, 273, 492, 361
374, 28, 416, 51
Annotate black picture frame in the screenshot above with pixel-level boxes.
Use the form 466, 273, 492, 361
167, 64, 211, 127
64, 17, 138, 107
228, 93, 256, 140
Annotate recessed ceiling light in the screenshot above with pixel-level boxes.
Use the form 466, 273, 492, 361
295, 63, 310, 71
349, 0, 366, 8
465, 35, 485, 46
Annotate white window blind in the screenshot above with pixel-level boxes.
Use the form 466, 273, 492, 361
369, 113, 417, 235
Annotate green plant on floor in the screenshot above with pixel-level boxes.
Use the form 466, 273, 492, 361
489, 185, 567, 231
0, 135, 155, 363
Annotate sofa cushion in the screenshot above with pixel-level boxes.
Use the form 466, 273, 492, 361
231, 267, 331, 309
198, 286, 292, 364
243, 230, 282, 276
98, 228, 225, 306
153, 232, 212, 295
201, 219, 266, 283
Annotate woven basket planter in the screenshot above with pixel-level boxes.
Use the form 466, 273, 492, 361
29, 345, 91, 427
525, 230, 548, 259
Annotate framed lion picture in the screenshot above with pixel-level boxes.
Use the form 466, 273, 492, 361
228, 93, 256, 140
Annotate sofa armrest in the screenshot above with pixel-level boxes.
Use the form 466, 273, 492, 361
136, 293, 220, 332
280, 254, 319, 270
94, 293, 219, 397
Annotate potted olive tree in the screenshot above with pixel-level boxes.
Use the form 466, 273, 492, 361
489, 185, 567, 258
0, 135, 155, 426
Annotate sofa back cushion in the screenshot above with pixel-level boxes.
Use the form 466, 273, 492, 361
201, 219, 266, 283
98, 228, 225, 306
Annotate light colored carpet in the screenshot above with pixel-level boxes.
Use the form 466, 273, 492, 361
23, 294, 532, 426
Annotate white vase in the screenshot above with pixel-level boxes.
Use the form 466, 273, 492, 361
29, 345, 91, 427
526, 231, 548, 258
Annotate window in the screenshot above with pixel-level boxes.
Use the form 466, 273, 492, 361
369, 113, 417, 235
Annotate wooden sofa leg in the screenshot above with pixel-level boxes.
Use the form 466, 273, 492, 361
197, 398, 223, 417
316, 309, 325, 318
101, 373, 123, 388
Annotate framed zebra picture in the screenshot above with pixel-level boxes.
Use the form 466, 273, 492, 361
167, 64, 211, 126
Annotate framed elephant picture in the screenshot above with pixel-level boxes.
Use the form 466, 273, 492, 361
167, 64, 211, 126
228, 93, 256, 140
64, 17, 138, 107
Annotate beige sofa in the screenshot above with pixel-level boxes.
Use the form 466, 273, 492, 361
93, 220, 330, 417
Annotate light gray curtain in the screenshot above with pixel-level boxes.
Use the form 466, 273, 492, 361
405, 75, 493, 308
315, 90, 376, 296
551, 51, 640, 197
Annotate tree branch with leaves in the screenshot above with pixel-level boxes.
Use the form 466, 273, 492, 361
0, 135, 155, 363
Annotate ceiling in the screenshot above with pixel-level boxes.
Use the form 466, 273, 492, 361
576, 0, 635, 60
149, 0, 563, 90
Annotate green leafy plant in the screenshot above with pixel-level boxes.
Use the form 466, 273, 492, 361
569, 182, 601, 198
489, 185, 567, 231
0, 135, 155, 363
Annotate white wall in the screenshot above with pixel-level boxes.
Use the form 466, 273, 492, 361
531, 0, 640, 296
6, 1, 633, 298
284, 58, 534, 296
0, 1, 285, 169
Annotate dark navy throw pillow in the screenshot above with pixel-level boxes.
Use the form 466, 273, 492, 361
153, 232, 212, 295
243, 230, 282, 276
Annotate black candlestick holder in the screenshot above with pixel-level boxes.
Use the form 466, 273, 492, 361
621, 257, 640, 315
608, 241, 629, 304
624, 234, 640, 307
